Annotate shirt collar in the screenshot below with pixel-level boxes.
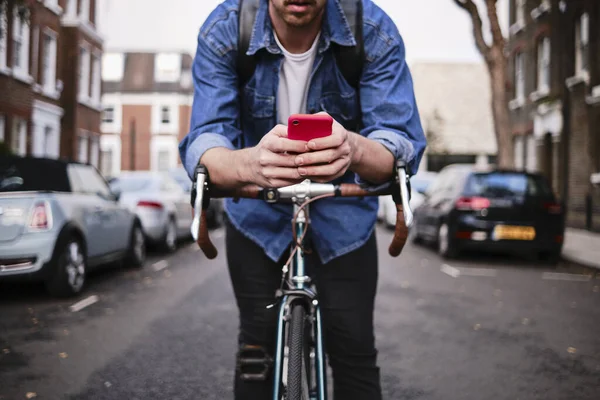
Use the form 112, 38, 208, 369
246, 0, 357, 56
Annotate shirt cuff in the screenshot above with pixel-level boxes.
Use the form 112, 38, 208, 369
182, 132, 236, 179
354, 129, 415, 191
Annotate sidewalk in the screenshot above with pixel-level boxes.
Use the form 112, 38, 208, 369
562, 228, 600, 270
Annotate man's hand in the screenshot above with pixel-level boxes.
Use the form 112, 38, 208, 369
293, 114, 358, 183
247, 124, 309, 188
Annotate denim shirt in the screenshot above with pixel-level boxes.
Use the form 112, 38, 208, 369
179, 0, 426, 264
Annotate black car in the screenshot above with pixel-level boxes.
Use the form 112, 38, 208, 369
412, 164, 565, 263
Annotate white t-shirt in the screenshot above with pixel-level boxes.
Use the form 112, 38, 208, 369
273, 32, 321, 124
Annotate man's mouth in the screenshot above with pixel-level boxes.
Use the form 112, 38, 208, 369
285, 0, 313, 13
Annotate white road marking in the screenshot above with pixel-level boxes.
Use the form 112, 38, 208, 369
542, 272, 591, 282
69, 295, 99, 312
441, 264, 460, 278
153, 260, 169, 272
460, 268, 498, 277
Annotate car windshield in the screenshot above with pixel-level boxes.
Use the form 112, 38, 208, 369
464, 172, 554, 199
109, 175, 158, 193
0, 156, 70, 192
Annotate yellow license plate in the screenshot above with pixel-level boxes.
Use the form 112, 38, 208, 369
493, 225, 536, 241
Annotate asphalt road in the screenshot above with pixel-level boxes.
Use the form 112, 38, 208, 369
1, 225, 599, 400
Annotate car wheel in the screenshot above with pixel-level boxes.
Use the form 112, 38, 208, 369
46, 236, 86, 298
438, 222, 459, 259
162, 217, 177, 253
126, 223, 146, 268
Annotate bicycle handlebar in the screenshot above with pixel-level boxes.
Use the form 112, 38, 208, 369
190, 161, 414, 260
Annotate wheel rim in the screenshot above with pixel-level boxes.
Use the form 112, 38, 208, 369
134, 227, 145, 261
166, 220, 176, 248
65, 241, 85, 291
439, 224, 449, 255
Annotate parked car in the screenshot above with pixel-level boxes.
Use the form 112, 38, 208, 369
378, 171, 439, 228
411, 164, 565, 263
168, 166, 224, 229
109, 171, 194, 252
0, 156, 146, 297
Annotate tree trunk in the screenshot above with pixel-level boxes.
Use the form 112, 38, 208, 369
488, 54, 514, 169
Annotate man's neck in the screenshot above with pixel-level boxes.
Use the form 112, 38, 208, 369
269, 5, 324, 54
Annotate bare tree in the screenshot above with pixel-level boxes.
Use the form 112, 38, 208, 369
454, 0, 513, 168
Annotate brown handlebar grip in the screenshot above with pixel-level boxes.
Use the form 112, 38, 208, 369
388, 203, 408, 257
197, 211, 218, 259
339, 183, 370, 197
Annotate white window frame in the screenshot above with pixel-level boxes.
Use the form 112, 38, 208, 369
0, 115, 5, 142
537, 37, 550, 94
100, 134, 121, 178
150, 136, 178, 172
154, 53, 181, 83
90, 136, 99, 168
0, 3, 7, 73
91, 51, 101, 105
100, 97, 122, 134
12, 7, 31, 82
12, 118, 27, 156
78, 132, 89, 163
80, 0, 90, 22
78, 42, 91, 102
161, 106, 171, 125
516, 0, 525, 25
65, 0, 77, 17
575, 12, 589, 77
101, 53, 124, 81
510, 52, 526, 109
102, 106, 115, 124
152, 97, 179, 134
514, 136, 524, 171
41, 28, 58, 98
525, 135, 537, 172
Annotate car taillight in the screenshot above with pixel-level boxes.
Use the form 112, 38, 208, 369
29, 202, 53, 230
137, 200, 163, 209
456, 196, 491, 210
543, 202, 562, 214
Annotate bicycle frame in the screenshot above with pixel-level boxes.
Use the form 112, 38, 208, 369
272, 201, 327, 400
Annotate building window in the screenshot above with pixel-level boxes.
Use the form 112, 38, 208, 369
102, 53, 124, 81
525, 135, 537, 172
91, 53, 101, 103
65, 0, 76, 17
514, 136, 524, 171
154, 53, 181, 82
537, 37, 550, 93
79, 44, 90, 100
90, 137, 99, 168
78, 134, 89, 163
0, 4, 8, 71
100, 148, 114, 178
157, 150, 170, 172
161, 106, 171, 124
516, 0, 525, 25
42, 30, 57, 93
0, 115, 5, 142
43, 126, 52, 156
575, 12, 589, 76
80, 0, 90, 22
515, 52, 525, 101
102, 107, 114, 124
12, 118, 27, 156
12, 7, 30, 77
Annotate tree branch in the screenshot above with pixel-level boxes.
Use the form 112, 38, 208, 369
453, 0, 491, 58
485, 0, 506, 50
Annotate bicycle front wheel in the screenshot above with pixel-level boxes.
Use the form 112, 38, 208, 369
286, 303, 311, 400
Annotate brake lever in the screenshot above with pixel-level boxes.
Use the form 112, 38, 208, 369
396, 161, 414, 228
190, 166, 207, 241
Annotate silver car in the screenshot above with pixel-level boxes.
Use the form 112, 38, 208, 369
0, 156, 146, 297
109, 171, 193, 252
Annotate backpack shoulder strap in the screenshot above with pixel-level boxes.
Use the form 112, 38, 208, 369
334, 0, 364, 90
237, 0, 259, 87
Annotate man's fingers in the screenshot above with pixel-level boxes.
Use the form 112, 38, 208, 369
307, 126, 345, 151
268, 137, 308, 154
259, 152, 300, 168
298, 157, 347, 178
263, 166, 303, 181
295, 148, 340, 166
270, 124, 289, 138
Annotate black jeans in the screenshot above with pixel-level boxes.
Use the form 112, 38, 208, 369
225, 217, 382, 400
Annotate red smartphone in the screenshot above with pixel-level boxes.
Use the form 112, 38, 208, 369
287, 114, 333, 141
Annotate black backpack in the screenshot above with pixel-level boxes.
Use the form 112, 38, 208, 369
237, 0, 364, 89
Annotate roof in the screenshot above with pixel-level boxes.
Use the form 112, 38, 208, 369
409, 61, 497, 155
102, 51, 194, 94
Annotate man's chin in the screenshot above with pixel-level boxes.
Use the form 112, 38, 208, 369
283, 13, 317, 27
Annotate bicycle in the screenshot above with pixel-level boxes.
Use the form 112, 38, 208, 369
190, 160, 414, 400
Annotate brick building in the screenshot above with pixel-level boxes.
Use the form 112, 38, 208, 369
507, 0, 600, 231
0, 0, 103, 166
99, 51, 194, 178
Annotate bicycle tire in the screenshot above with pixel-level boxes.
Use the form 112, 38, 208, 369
286, 303, 310, 400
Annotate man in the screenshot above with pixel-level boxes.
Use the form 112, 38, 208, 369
179, 0, 426, 398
